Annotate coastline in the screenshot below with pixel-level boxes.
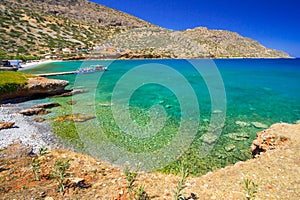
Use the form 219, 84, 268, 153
0, 120, 299, 199
16, 56, 297, 70
0, 103, 61, 153
0, 58, 299, 198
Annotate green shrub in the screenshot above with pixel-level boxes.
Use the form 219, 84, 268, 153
0, 71, 32, 94
53, 160, 70, 193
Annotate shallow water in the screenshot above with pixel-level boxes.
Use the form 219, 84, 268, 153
23, 58, 300, 175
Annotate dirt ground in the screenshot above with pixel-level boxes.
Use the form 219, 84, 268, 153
0, 123, 299, 200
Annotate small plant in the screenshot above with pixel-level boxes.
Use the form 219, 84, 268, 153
244, 178, 258, 200
136, 185, 148, 200
124, 165, 139, 197
123, 165, 149, 200
53, 160, 70, 193
173, 158, 189, 200
30, 157, 41, 181
39, 147, 49, 156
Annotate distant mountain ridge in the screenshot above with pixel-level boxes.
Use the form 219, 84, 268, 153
0, 0, 290, 59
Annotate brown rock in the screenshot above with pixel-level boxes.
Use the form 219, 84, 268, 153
2, 141, 33, 158
55, 114, 95, 122
34, 117, 46, 122
26, 77, 69, 95
251, 123, 290, 156
0, 122, 15, 130
31, 102, 61, 109
0, 77, 69, 102
17, 108, 49, 116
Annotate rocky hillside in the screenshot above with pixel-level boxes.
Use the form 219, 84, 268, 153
0, 0, 290, 58
181, 27, 289, 58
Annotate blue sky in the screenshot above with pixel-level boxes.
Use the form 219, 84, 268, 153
91, 0, 300, 57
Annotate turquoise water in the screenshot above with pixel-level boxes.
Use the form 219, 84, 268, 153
22, 59, 300, 175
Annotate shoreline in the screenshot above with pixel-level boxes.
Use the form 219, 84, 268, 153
0, 103, 61, 153
20, 59, 60, 69
0, 117, 299, 199
17, 57, 298, 71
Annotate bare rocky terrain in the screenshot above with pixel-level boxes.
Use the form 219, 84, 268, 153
0, 122, 299, 199
0, 0, 290, 58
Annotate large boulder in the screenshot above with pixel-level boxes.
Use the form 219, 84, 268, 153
0, 77, 69, 102
17, 108, 49, 116
0, 122, 15, 130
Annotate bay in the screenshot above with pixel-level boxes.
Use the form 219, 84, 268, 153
22, 58, 300, 175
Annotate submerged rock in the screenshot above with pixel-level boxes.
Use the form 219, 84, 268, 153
165, 105, 172, 109
226, 132, 250, 141
201, 133, 218, 145
55, 114, 96, 122
67, 100, 77, 105
55, 89, 87, 97
224, 144, 236, 152
0, 122, 15, 130
212, 110, 223, 114
235, 121, 250, 127
99, 103, 113, 107
251, 122, 268, 129
31, 102, 61, 109
17, 108, 49, 116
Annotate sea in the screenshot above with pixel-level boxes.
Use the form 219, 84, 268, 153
22, 58, 300, 175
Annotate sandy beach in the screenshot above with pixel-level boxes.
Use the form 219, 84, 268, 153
20, 60, 60, 69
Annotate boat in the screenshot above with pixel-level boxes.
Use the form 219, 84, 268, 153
74, 65, 107, 74
91, 64, 108, 71
74, 67, 95, 74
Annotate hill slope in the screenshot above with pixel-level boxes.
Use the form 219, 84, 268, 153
181, 27, 289, 58
0, 0, 290, 59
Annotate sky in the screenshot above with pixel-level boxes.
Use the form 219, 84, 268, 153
91, 0, 300, 57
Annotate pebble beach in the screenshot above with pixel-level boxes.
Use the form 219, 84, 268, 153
0, 104, 60, 154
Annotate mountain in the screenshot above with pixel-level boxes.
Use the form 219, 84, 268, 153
0, 0, 290, 59
181, 27, 289, 58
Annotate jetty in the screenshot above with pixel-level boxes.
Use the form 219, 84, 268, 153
36, 65, 107, 77
36, 71, 77, 77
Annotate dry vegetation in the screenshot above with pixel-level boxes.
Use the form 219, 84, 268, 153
0, 123, 299, 199
0, 0, 290, 59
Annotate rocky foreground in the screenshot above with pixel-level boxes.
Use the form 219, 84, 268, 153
0, 110, 299, 200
